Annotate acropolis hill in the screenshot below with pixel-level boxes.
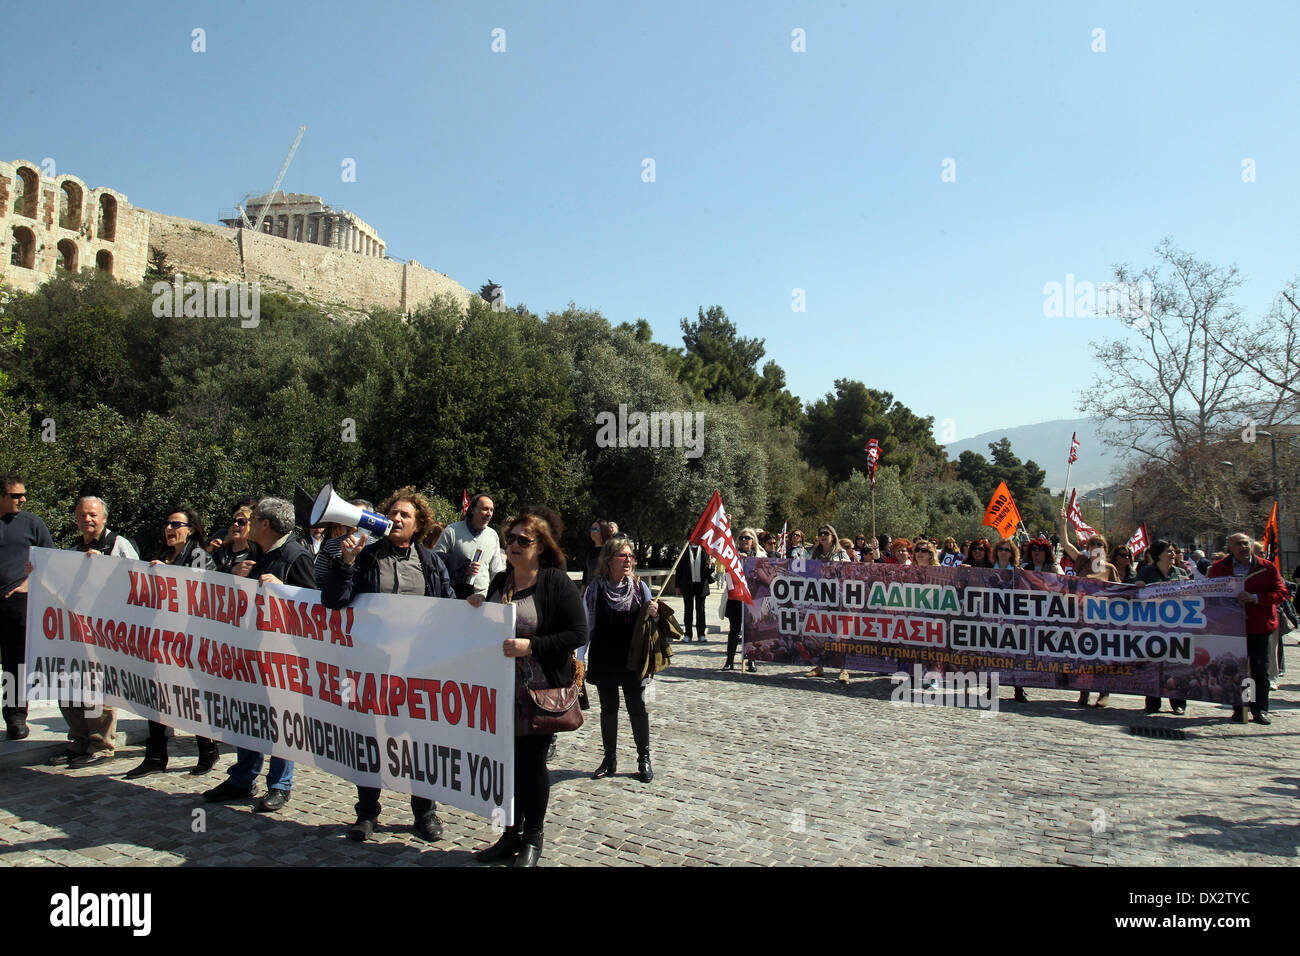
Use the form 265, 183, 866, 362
1, 159, 473, 314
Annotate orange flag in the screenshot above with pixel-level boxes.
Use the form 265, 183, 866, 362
982, 481, 1023, 541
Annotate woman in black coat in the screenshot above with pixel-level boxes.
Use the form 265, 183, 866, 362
469, 508, 587, 867
126, 506, 218, 779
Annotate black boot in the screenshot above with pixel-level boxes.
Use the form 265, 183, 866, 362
191, 737, 220, 775
592, 755, 617, 779
637, 752, 654, 783
126, 738, 168, 779
476, 826, 523, 863
513, 831, 543, 867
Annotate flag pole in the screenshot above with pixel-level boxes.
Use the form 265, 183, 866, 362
655, 540, 691, 602
870, 485, 877, 539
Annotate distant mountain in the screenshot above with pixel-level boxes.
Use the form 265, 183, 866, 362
943, 418, 1127, 494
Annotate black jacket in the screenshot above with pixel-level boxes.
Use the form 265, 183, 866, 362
675, 544, 713, 595
322, 539, 453, 608
252, 537, 318, 590
486, 566, 587, 689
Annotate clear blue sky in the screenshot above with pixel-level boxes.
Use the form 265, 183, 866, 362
7, 0, 1298, 441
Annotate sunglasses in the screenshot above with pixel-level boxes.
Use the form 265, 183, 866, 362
614, 552, 635, 561
972, 546, 986, 552
818, 531, 832, 537
2, 491, 27, 499
740, 535, 754, 542
164, 521, 190, 529
232, 518, 248, 527
505, 533, 535, 547
996, 548, 1011, 553
590, 525, 600, 532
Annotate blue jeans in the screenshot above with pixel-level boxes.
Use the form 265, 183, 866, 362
228, 748, 294, 792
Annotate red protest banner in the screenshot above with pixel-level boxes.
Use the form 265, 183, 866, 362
1066, 489, 1098, 544
1127, 522, 1150, 556
687, 491, 753, 604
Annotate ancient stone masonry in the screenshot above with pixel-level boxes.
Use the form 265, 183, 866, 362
1, 160, 471, 313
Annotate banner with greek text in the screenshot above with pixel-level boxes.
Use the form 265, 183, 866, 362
743, 557, 1251, 703
23, 548, 516, 823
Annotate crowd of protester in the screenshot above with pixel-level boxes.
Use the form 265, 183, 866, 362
1, 467, 1296, 865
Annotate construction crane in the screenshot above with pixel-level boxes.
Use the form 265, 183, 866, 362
251, 125, 306, 234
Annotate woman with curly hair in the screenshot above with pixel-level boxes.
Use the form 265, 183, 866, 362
991, 540, 1020, 570
1021, 537, 1061, 575
469, 507, 587, 866
964, 538, 995, 568
322, 487, 455, 843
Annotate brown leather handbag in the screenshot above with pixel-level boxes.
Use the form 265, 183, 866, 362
516, 655, 585, 736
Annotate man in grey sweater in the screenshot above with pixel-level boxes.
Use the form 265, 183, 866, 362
432, 493, 505, 598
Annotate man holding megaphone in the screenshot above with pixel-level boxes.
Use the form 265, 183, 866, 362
320, 486, 454, 843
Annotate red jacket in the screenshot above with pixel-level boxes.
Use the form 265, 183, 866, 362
1207, 556, 1286, 633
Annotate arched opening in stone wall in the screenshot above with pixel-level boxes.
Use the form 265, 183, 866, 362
98, 194, 117, 241
59, 181, 84, 230
57, 239, 79, 272
9, 226, 35, 269
96, 250, 113, 275
13, 167, 39, 218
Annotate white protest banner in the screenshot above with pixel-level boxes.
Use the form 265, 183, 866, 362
24, 548, 516, 823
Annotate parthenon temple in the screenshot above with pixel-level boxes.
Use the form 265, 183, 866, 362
220, 193, 386, 258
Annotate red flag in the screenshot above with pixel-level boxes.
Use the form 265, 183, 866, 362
865, 439, 880, 489
1126, 522, 1150, 556
687, 491, 753, 604
461, 489, 470, 515
982, 480, 1023, 540
1067, 432, 1080, 465
1066, 489, 1098, 544
1263, 501, 1279, 563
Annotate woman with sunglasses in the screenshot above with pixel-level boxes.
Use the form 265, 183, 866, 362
470, 508, 587, 866
212, 505, 258, 574
1136, 540, 1190, 715
786, 529, 809, 559
1109, 545, 1138, 584
723, 529, 764, 672
912, 541, 939, 566
126, 507, 218, 780
805, 524, 851, 682
964, 539, 995, 568
582, 534, 659, 783
991, 540, 1020, 571
1021, 538, 1061, 575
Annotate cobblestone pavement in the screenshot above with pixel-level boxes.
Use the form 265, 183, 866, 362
2, 596, 1297, 867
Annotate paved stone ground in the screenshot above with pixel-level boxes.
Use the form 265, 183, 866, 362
2, 595, 1297, 867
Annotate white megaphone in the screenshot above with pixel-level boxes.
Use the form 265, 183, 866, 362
310, 483, 393, 538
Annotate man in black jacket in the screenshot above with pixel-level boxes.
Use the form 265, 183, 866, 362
203, 497, 317, 812
321, 487, 454, 842
674, 542, 712, 642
